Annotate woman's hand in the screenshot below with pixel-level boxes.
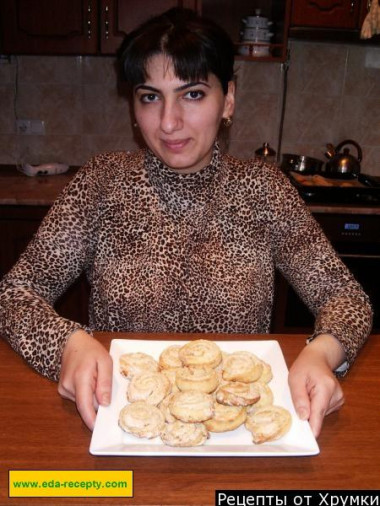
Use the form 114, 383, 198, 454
58, 329, 113, 430
288, 334, 346, 438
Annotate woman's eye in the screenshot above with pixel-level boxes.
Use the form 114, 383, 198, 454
184, 90, 205, 100
140, 93, 159, 103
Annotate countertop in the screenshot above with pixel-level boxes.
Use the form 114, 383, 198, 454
0, 164, 78, 206
1, 164, 380, 214
1, 331, 380, 505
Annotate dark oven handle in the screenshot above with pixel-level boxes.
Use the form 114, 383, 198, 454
339, 253, 380, 260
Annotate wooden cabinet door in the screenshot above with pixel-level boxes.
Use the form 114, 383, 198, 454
291, 0, 361, 28
99, 0, 200, 54
0, 206, 89, 325
0, 0, 98, 55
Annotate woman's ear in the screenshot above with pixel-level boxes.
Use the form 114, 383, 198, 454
223, 80, 235, 119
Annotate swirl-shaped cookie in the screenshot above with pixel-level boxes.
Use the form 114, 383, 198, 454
258, 360, 273, 383
119, 352, 159, 379
246, 381, 274, 413
159, 345, 183, 369
158, 393, 177, 423
216, 381, 261, 406
245, 405, 292, 444
127, 371, 171, 405
161, 368, 180, 393
178, 339, 222, 369
176, 366, 219, 394
222, 351, 263, 383
169, 390, 214, 422
160, 420, 209, 447
204, 403, 247, 432
118, 401, 165, 439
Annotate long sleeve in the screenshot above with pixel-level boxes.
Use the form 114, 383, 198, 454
0, 160, 101, 381
263, 167, 373, 371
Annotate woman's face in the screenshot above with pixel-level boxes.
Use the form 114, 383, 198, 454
133, 54, 235, 174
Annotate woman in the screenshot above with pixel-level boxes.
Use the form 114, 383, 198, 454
0, 8, 372, 437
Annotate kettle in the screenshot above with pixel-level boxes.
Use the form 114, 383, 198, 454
255, 142, 276, 163
324, 139, 362, 178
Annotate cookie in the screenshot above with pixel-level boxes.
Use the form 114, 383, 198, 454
169, 390, 214, 423
175, 366, 219, 394
258, 360, 273, 383
222, 351, 263, 383
127, 371, 171, 405
118, 401, 165, 439
204, 403, 247, 432
245, 405, 292, 444
216, 381, 261, 406
160, 420, 209, 447
246, 382, 274, 413
119, 352, 159, 379
161, 368, 180, 393
159, 345, 183, 369
158, 393, 177, 423
178, 339, 222, 369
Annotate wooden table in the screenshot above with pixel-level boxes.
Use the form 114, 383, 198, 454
1, 332, 379, 505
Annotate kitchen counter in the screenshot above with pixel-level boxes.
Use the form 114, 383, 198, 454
0, 164, 78, 206
1, 164, 380, 214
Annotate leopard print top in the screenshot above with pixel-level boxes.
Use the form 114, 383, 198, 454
0, 145, 373, 381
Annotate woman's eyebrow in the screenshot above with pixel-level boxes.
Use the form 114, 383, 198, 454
134, 81, 211, 93
174, 81, 211, 92
134, 84, 159, 93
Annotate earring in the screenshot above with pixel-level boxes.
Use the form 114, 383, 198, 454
133, 122, 138, 128
223, 117, 233, 127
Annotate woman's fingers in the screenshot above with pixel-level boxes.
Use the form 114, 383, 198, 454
95, 353, 113, 407
288, 341, 345, 438
58, 330, 113, 431
74, 369, 98, 430
307, 377, 344, 437
288, 370, 311, 422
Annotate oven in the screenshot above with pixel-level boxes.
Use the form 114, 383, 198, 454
271, 209, 380, 334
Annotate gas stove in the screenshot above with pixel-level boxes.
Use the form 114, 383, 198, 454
287, 171, 380, 205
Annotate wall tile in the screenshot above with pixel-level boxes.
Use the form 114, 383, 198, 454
17, 55, 82, 84
82, 56, 119, 86
235, 60, 282, 93
0, 85, 15, 134
287, 41, 348, 97
0, 44, 380, 177
282, 92, 340, 145
345, 46, 380, 97
0, 135, 17, 164
81, 135, 138, 163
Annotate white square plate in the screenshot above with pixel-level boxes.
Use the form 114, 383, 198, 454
90, 339, 319, 457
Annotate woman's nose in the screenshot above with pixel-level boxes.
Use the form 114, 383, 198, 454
160, 100, 183, 133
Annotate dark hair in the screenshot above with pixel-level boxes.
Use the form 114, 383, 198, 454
118, 8, 235, 94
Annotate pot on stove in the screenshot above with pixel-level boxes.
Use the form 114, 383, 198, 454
281, 153, 324, 174
324, 139, 362, 178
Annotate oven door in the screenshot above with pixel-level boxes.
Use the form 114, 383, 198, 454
271, 253, 380, 334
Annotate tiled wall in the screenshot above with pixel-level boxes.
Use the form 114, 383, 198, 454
1, 40, 380, 176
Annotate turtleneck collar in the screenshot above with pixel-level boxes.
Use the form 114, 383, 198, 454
145, 143, 223, 217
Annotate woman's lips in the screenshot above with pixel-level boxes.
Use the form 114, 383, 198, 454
162, 139, 190, 152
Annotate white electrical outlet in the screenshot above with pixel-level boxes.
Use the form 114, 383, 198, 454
16, 119, 45, 135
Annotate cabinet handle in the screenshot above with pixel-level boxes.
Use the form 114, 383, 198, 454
87, 3, 92, 39
104, 5, 110, 40
350, 0, 355, 14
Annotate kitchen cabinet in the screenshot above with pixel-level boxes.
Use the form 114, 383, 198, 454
289, 0, 371, 40
0, 0, 291, 62
202, 0, 292, 62
0, 205, 90, 325
0, 0, 199, 55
